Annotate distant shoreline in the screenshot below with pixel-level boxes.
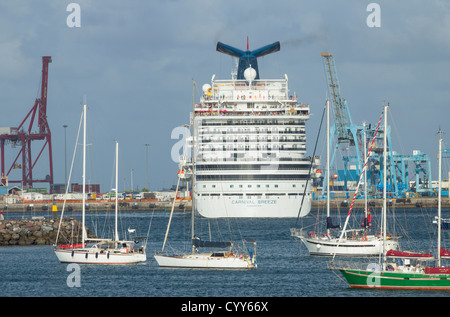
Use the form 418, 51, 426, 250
312, 196, 450, 211
0, 200, 192, 213
1, 196, 449, 214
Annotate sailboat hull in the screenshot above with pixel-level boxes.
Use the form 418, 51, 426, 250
54, 248, 147, 264
296, 235, 399, 256
154, 253, 256, 269
339, 268, 450, 290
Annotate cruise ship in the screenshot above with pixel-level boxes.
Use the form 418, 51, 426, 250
180, 40, 312, 218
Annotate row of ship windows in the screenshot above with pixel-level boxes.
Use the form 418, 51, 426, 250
195, 164, 311, 170
200, 136, 306, 143
196, 174, 310, 180
199, 119, 305, 126
199, 145, 306, 151
196, 157, 305, 162
198, 154, 307, 161
201, 184, 306, 189
199, 128, 305, 134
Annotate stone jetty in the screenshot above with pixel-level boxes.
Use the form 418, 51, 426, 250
0, 217, 94, 246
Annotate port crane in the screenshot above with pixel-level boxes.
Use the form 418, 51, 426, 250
320, 52, 432, 197
0, 56, 54, 190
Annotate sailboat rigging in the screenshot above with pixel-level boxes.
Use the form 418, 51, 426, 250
291, 101, 399, 256
53, 104, 147, 264
332, 107, 450, 290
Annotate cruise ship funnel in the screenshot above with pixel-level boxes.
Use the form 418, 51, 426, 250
216, 41, 280, 80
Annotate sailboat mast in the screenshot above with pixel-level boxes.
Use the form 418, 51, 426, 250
115, 141, 119, 242
161, 176, 180, 253
363, 122, 368, 229
326, 99, 331, 235
82, 103, 87, 246
191, 80, 196, 254
438, 134, 442, 267
382, 105, 388, 261
161, 81, 196, 254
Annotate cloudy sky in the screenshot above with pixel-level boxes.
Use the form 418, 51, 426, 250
1, 1, 449, 192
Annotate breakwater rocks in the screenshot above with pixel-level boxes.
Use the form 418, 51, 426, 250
0, 217, 93, 246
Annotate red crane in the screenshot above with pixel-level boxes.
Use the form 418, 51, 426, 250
0, 56, 54, 190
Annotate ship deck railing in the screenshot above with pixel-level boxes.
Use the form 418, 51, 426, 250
213, 77, 288, 86
194, 108, 309, 117
196, 98, 305, 107
192, 157, 312, 163
194, 111, 308, 117
211, 78, 288, 96
193, 157, 305, 163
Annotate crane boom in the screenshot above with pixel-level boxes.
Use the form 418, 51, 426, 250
320, 52, 354, 144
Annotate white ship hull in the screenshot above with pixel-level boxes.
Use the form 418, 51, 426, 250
179, 40, 313, 219
54, 248, 147, 264
154, 253, 256, 269
197, 194, 311, 218
294, 234, 399, 256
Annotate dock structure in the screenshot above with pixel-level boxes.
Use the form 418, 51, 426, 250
0, 197, 447, 213
0, 200, 192, 213
312, 197, 449, 210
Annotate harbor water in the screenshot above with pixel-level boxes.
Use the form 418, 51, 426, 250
1, 209, 450, 299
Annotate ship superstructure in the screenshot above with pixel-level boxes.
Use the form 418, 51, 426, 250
182, 40, 312, 218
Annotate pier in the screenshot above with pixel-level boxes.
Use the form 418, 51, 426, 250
0, 200, 192, 213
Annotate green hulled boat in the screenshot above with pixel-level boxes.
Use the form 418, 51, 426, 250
337, 262, 450, 290
332, 110, 450, 290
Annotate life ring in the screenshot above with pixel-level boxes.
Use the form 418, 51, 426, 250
362, 236, 368, 241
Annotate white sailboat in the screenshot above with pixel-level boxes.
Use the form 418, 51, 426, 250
53, 104, 147, 264
291, 100, 399, 256
154, 82, 257, 269
154, 174, 257, 269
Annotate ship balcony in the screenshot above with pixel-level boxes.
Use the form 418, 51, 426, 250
194, 151, 305, 163
194, 103, 309, 117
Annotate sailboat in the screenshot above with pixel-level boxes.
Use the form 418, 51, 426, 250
333, 107, 450, 290
154, 82, 257, 269
154, 172, 257, 269
53, 104, 147, 264
291, 100, 399, 256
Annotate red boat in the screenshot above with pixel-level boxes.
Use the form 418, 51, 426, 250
386, 249, 433, 259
